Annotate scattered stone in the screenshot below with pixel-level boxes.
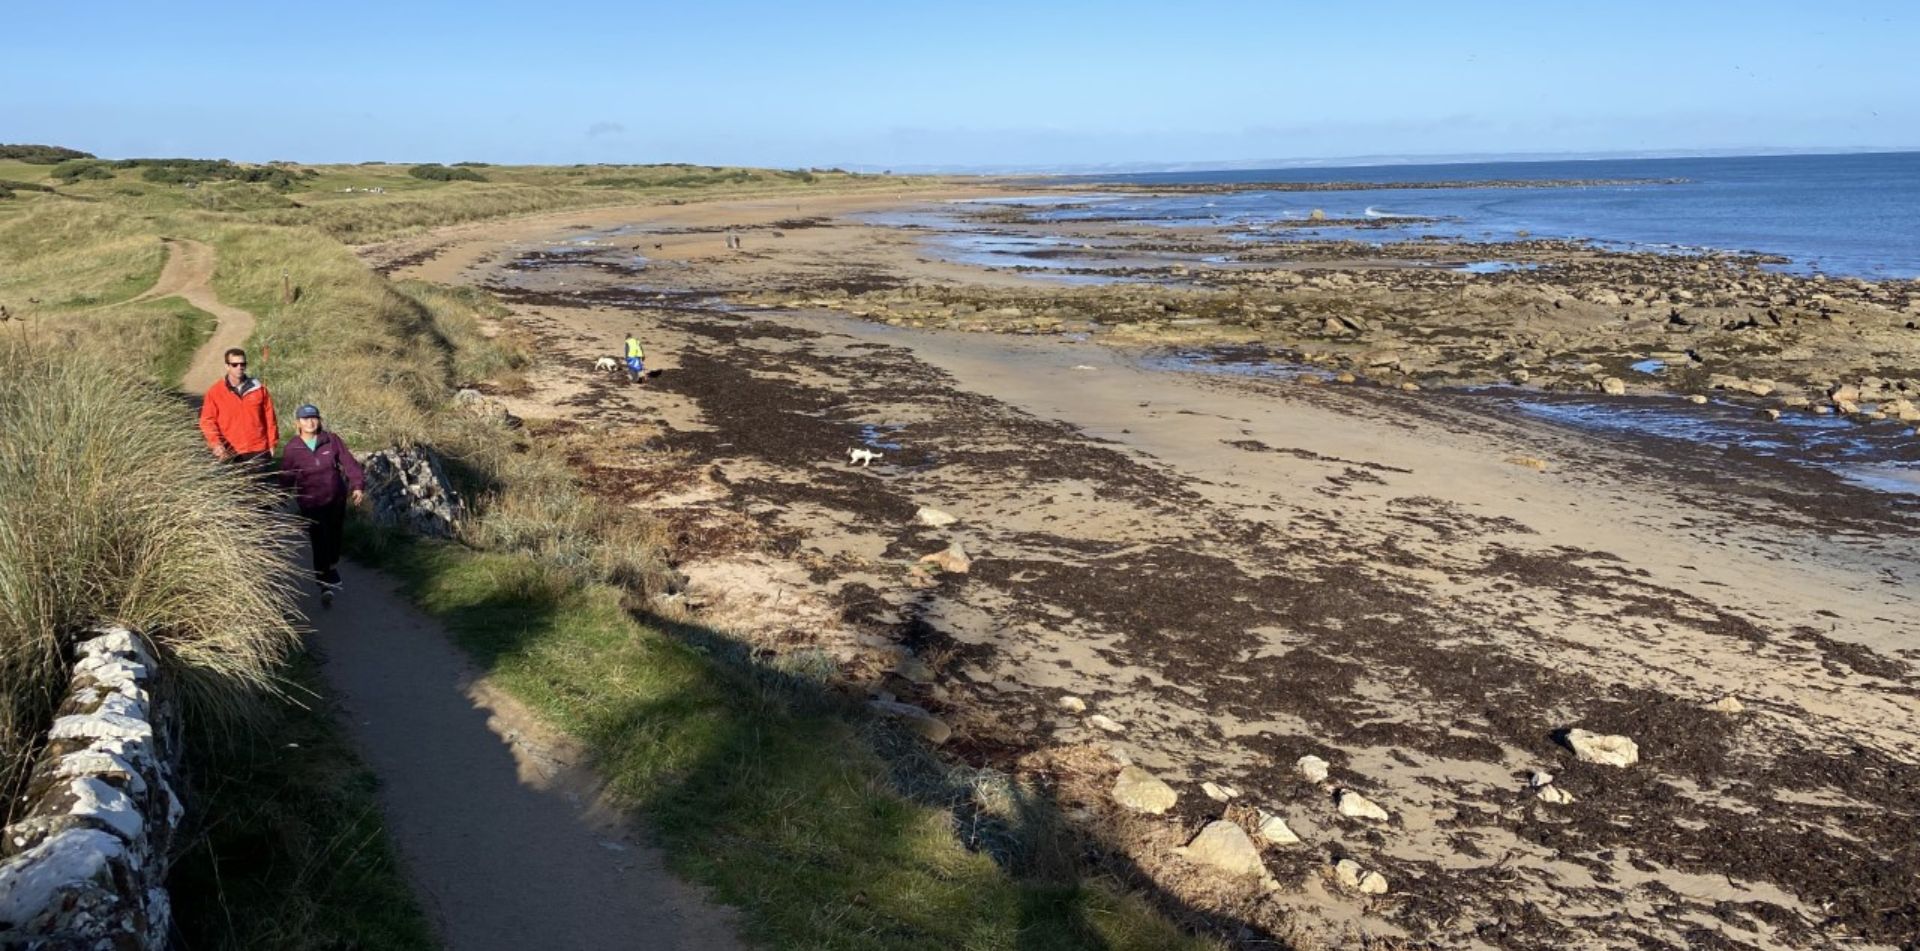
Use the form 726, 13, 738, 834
1181, 820, 1266, 878
893, 656, 936, 684
1600, 376, 1627, 396
1505, 455, 1550, 472
1333, 372, 1357, 384
1201, 781, 1233, 802
918, 542, 971, 574
1334, 858, 1389, 894
914, 506, 958, 528
1537, 785, 1576, 805
1687, 394, 1710, 404
1707, 695, 1746, 714
1057, 695, 1087, 714
868, 700, 952, 744
1296, 755, 1331, 784
1255, 810, 1301, 846
1336, 789, 1390, 822
1563, 728, 1639, 767
1111, 766, 1178, 815
1529, 770, 1555, 788
1758, 408, 1782, 421
1087, 714, 1125, 734
1399, 381, 1421, 392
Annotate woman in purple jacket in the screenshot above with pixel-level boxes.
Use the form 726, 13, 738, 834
278, 403, 366, 590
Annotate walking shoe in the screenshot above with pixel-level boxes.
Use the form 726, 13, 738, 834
322, 568, 342, 586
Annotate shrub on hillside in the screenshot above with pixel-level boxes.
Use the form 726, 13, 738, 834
50, 159, 115, 182
0, 341, 301, 795
407, 164, 488, 182
137, 159, 301, 189
0, 144, 94, 164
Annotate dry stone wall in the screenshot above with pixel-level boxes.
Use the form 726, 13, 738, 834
0, 627, 180, 950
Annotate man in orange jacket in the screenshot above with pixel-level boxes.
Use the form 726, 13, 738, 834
199, 347, 278, 468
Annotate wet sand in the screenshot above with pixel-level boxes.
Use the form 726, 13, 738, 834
369, 191, 1920, 950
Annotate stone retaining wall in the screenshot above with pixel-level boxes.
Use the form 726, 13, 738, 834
0, 627, 180, 949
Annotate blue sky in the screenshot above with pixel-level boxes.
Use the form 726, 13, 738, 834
5, 1, 1917, 170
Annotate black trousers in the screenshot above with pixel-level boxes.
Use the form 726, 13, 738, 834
298, 498, 347, 578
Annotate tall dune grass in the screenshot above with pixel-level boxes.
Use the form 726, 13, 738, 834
0, 340, 301, 795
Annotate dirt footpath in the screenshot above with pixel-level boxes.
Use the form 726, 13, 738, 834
304, 565, 740, 951
168, 235, 741, 951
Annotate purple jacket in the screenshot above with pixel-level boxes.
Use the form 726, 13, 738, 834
278, 430, 366, 509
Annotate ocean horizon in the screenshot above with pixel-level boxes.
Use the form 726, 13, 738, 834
990, 152, 1920, 279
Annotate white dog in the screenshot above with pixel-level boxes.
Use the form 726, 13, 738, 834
848, 447, 884, 467
593, 356, 619, 373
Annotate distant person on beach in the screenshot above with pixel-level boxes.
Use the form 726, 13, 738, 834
624, 332, 646, 384
199, 347, 278, 470
278, 404, 366, 588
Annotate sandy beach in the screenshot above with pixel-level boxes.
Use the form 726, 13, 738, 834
367, 188, 1920, 949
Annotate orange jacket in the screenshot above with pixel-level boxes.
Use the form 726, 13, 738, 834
199, 376, 278, 455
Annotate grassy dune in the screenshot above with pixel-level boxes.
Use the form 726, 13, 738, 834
0, 152, 1212, 950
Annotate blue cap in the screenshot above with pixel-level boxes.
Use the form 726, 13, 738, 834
295, 404, 321, 419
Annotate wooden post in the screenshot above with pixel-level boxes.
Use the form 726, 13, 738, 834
280, 268, 293, 305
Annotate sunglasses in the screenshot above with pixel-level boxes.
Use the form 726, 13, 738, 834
227, 361, 247, 368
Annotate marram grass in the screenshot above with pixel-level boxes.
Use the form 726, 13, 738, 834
0, 339, 302, 794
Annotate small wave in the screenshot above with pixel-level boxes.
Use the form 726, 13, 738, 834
1364, 206, 1416, 219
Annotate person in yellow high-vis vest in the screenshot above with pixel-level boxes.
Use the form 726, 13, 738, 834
624, 333, 645, 384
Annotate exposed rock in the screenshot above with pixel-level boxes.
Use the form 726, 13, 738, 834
1296, 755, 1330, 784
1600, 376, 1627, 396
1087, 714, 1125, 734
1758, 408, 1782, 421
1687, 394, 1710, 404
1537, 784, 1576, 805
1336, 789, 1390, 822
1255, 810, 1301, 846
914, 506, 958, 528
1529, 770, 1555, 788
1111, 766, 1178, 815
868, 700, 952, 745
1707, 695, 1746, 714
1057, 696, 1087, 714
363, 446, 463, 539
1181, 820, 1265, 878
1333, 372, 1357, 384
892, 656, 936, 684
1563, 728, 1639, 767
1334, 858, 1388, 894
918, 542, 972, 574
1505, 455, 1550, 472
1201, 781, 1233, 802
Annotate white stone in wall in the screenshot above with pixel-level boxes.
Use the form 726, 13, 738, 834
64, 777, 145, 842
49, 712, 153, 743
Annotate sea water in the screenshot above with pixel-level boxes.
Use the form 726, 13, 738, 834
1018, 152, 1920, 278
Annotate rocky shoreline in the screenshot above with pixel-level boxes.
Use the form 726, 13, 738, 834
742, 206, 1920, 428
